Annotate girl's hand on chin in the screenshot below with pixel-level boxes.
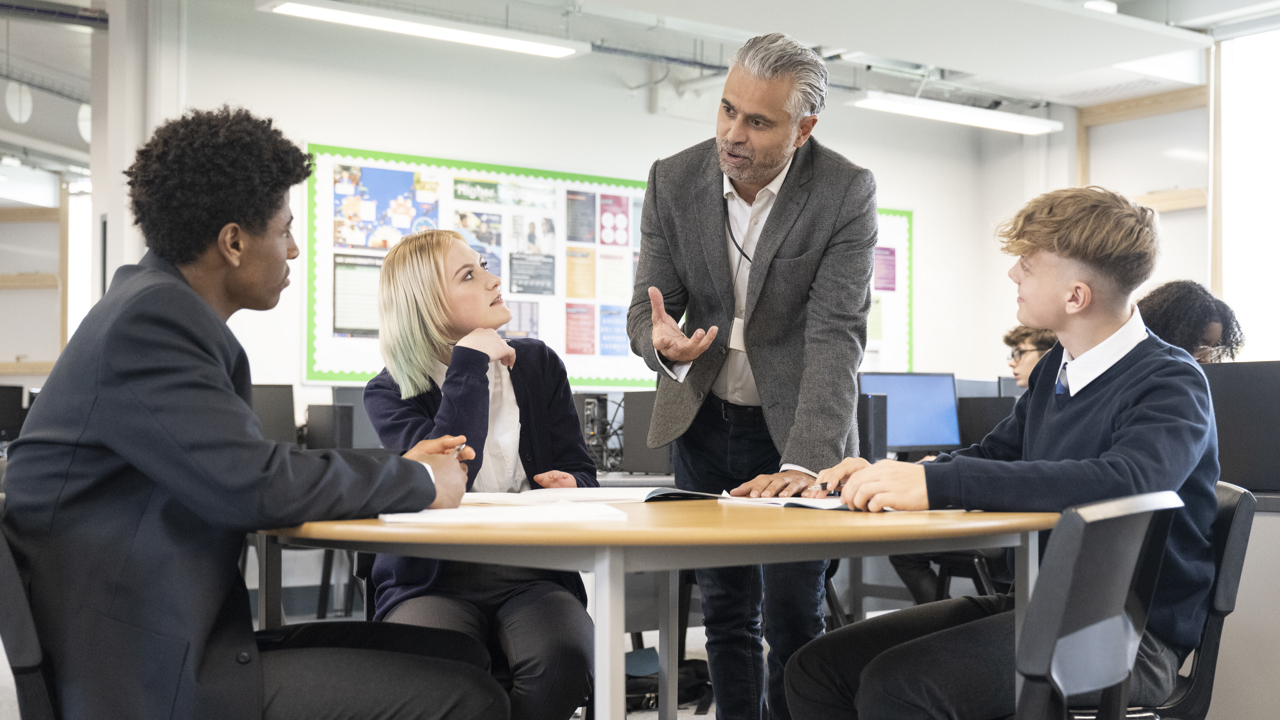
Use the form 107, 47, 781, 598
455, 328, 516, 367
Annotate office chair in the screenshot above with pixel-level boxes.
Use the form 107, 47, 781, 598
0, 494, 57, 720
1016, 490, 1183, 720
1067, 482, 1256, 720
934, 548, 1009, 600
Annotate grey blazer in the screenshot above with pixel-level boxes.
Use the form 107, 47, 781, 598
1, 252, 438, 719
626, 137, 877, 472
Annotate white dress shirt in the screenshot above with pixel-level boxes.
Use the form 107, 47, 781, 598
429, 357, 530, 493
1055, 306, 1149, 396
655, 157, 814, 476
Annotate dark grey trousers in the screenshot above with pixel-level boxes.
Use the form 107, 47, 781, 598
784, 593, 1181, 720
257, 622, 509, 720
386, 564, 594, 720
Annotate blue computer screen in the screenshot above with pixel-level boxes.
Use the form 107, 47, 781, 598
858, 373, 961, 450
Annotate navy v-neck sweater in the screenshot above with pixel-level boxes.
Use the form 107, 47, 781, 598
925, 334, 1218, 654
363, 339, 598, 621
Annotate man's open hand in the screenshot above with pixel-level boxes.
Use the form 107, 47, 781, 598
649, 286, 717, 363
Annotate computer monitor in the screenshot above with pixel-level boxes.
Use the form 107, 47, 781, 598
0, 385, 24, 442
1201, 361, 1280, 492
622, 391, 671, 474
251, 384, 297, 447
957, 396, 1017, 447
955, 379, 999, 398
333, 386, 383, 449
998, 377, 1025, 399
857, 372, 962, 453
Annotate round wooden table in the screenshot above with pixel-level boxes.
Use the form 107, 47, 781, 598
259, 500, 1059, 720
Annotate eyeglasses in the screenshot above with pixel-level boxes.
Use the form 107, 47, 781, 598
1009, 348, 1040, 363
1192, 345, 1229, 363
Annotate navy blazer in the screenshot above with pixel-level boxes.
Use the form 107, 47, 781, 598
364, 339, 598, 621
1, 253, 437, 719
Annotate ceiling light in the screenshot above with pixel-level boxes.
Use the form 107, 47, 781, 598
1164, 148, 1208, 162
1083, 1, 1118, 14
847, 91, 1064, 135
1, 156, 21, 167
256, 0, 590, 59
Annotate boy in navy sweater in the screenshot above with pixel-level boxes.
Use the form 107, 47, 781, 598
784, 186, 1218, 719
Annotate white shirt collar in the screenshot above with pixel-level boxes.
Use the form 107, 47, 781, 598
1056, 306, 1149, 396
723, 154, 794, 205
427, 357, 449, 391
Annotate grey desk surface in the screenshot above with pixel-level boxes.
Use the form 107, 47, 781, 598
1254, 492, 1279, 513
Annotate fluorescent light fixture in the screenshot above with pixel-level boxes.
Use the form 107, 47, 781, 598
847, 91, 1064, 136
1083, 1, 1118, 14
257, 0, 590, 59
1, 156, 21, 167
1164, 148, 1208, 162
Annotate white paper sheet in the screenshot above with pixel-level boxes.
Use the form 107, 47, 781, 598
716, 496, 848, 510
380, 502, 629, 524
461, 487, 668, 505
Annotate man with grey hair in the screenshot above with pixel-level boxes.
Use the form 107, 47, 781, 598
627, 32, 878, 720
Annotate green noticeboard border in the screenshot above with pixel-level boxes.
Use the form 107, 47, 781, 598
877, 208, 915, 372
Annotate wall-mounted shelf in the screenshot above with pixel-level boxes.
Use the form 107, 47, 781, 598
0, 362, 55, 376
0, 207, 59, 223
1134, 188, 1208, 213
0, 273, 59, 290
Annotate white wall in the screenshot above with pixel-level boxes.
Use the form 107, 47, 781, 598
163, 0, 1041, 417
0, 220, 61, 393
1088, 108, 1211, 297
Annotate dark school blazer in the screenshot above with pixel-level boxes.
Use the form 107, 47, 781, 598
364, 339, 598, 621
1, 252, 437, 719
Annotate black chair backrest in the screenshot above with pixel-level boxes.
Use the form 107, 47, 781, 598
0, 502, 57, 719
1207, 481, 1255, 616
1148, 481, 1256, 719
1016, 490, 1183, 717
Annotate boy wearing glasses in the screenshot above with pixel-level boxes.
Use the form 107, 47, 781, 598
1005, 325, 1058, 388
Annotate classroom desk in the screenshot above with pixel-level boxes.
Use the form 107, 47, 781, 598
258, 502, 1058, 720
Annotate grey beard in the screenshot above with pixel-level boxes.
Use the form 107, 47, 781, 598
717, 139, 788, 187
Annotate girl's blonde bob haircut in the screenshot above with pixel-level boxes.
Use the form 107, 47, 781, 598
378, 229, 460, 399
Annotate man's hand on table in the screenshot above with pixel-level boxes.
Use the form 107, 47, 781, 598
804, 458, 929, 512
649, 286, 717, 363
730, 469, 816, 498
533, 470, 577, 488
403, 435, 474, 509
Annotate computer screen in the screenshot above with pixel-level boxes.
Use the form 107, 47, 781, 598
0, 385, 24, 441
857, 373, 961, 452
251, 384, 297, 447
333, 387, 383, 449
1201, 360, 1280, 492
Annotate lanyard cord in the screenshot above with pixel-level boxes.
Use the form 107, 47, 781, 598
724, 196, 752, 265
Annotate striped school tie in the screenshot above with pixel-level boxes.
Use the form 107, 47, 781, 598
1055, 363, 1069, 395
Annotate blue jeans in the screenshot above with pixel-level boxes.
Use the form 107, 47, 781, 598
674, 398, 828, 720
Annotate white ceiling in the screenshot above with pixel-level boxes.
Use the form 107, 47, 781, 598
583, 0, 1216, 104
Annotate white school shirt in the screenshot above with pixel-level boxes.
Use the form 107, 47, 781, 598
656, 157, 814, 477
1055, 306, 1149, 396
429, 358, 530, 493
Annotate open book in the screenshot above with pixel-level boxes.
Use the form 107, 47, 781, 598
717, 495, 850, 511
460, 487, 719, 506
